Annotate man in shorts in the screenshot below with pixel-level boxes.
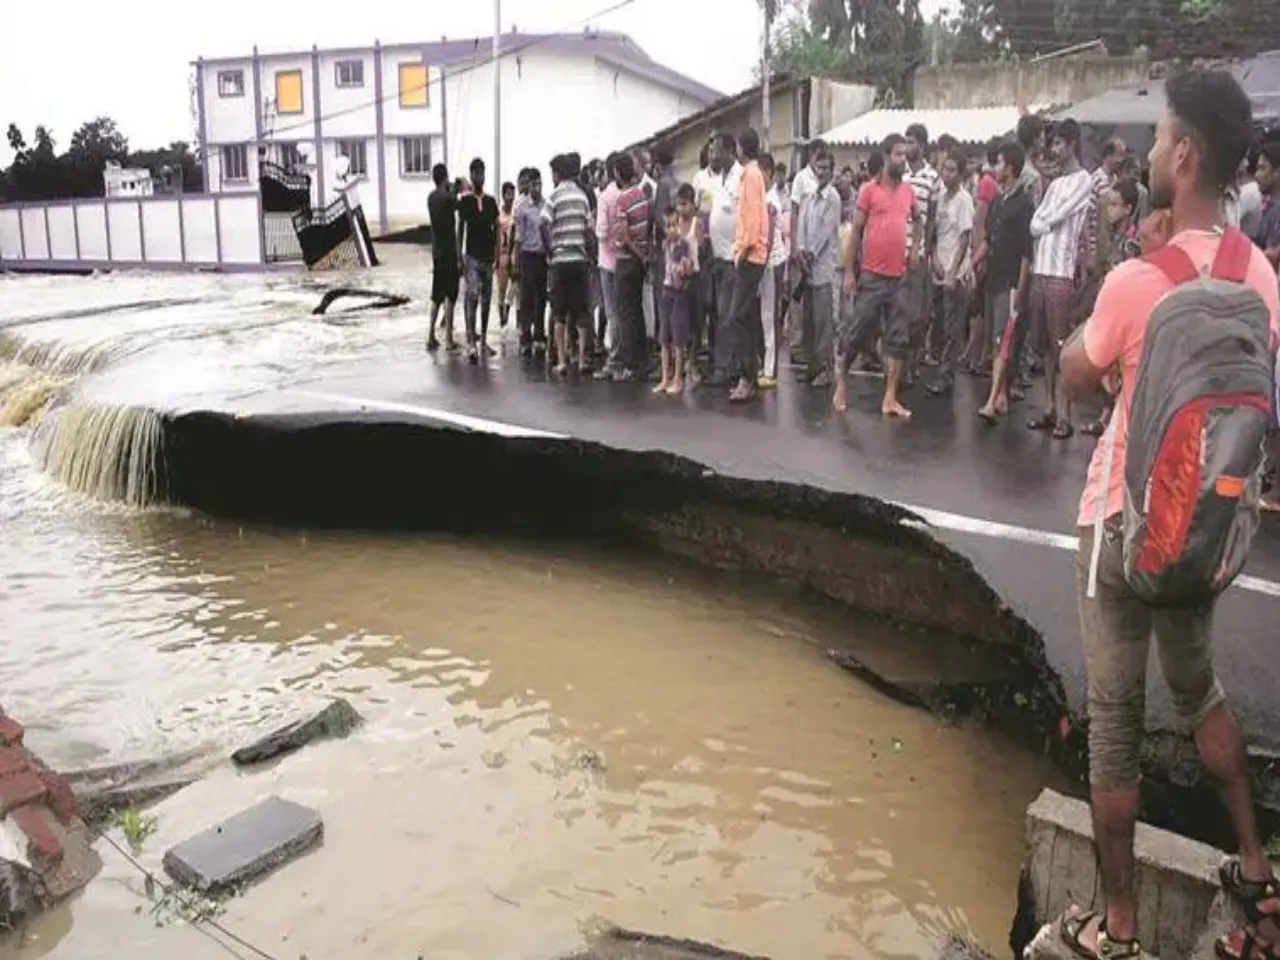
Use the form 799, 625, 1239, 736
1027, 118, 1093, 438
544, 154, 596, 374
426, 163, 459, 352
836, 133, 922, 418
1058, 68, 1280, 960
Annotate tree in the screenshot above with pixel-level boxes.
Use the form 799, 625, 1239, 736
992, 0, 1280, 59
765, 0, 926, 102
1, 116, 204, 202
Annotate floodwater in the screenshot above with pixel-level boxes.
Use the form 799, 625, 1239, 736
0, 266, 1061, 960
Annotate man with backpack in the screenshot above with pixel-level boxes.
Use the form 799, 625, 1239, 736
1059, 68, 1280, 960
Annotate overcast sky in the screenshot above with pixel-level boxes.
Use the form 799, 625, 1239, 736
1, 0, 771, 165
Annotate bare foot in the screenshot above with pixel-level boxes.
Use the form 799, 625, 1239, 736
666, 381, 684, 395
832, 391, 848, 413
978, 405, 999, 423
652, 382, 668, 395
882, 402, 912, 419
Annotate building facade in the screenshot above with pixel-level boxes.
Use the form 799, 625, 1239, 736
194, 31, 719, 235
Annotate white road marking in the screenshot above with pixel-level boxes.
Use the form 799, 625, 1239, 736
286, 390, 565, 439
283, 389, 1280, 599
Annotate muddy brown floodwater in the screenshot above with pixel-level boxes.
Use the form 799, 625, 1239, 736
0, 273, 1063, 959
2, 473, 1063, 960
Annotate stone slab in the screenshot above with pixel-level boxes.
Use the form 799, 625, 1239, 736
230, 698, 361, 767
162, 796, 322, 895
1024, 788, 1250, 960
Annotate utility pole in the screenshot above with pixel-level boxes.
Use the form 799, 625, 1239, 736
761, 0, 775, 151
493, 0, 502, 186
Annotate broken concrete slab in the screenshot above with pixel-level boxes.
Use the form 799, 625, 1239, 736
1021, 788, 1251, 960
230, 699, 361, 767
162, 796, 322, 895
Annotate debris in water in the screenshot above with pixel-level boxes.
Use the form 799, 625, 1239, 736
162, 796, 323, 895
0, 857, 45, 935
230, 698, 362, 767
559, 927, 771, 960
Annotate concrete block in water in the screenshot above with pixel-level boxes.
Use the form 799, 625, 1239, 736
1023, 788, 1245, 960
162, 796, 322, 895
231, 699, 361, 767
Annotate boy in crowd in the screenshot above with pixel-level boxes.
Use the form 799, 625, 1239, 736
426, 162, 459, 352
977, 142, 1035, 423
925, 151, 975, 396
795, 149, 840, 390
457, 157, 501, 364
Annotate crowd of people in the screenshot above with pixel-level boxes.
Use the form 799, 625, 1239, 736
418, 66, 1280, 960
419, 99, 1279, 431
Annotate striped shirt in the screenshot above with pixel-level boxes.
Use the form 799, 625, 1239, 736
615, 182, 652, 261
905, 161, 939, 251
1030, 167, 1094, 279
543, 181, 592, 265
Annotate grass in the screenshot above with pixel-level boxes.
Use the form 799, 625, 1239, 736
115, 807, 158, 853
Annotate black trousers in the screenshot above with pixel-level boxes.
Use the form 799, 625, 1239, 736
727, 260, 766, 382
518, 250, 548, 345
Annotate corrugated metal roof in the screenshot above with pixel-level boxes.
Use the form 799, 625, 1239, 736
822, 105, 1050, 147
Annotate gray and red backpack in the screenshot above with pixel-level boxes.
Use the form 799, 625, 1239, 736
1086, 227, 1274, 606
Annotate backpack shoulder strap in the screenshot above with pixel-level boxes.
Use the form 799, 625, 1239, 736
1210, 226, 1251, 283
1143, 243, 1199, 286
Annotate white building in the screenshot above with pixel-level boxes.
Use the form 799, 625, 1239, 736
103, 163, 156, 198
193, 30, 720, 235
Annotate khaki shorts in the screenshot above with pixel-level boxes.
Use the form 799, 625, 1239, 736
1075, 521, 1225, 789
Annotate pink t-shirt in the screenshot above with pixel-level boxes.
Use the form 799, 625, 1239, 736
856, 179, 918, 279
596, 182, 620, 272
1076, 230, 1280, 527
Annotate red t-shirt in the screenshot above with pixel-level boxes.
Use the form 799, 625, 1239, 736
856, 179, 917, 278
977, 172, 999, 207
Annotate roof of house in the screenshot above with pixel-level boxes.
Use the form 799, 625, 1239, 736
195, 30, 721, 105
629, 73, 804, 151
821, 105, 1052, 147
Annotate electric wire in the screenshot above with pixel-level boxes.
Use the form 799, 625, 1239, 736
97, 831, 283, 960
261, 0, 638, 139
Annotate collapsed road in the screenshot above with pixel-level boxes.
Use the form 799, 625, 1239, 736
34, 347, 1280, 846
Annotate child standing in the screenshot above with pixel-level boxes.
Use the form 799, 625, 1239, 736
656, 207, 695, 395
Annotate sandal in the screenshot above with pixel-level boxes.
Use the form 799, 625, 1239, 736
1028, 411, 1057, 431
1081, 420, 1106, 437
1053, 420, 1075, 440
1221, 857, 1280, 927
1060, 910, 1144, 960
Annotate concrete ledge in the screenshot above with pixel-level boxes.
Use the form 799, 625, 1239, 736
1023, 788, 1249, 959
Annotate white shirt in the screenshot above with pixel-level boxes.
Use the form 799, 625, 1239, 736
934, 185, 975, 280
691, 168, 716, 214
790, 164, 819, 216
1031, 167, 1093, 279
707, 161, 743, 262
766, 185, 787, 267
905, 161, 939, 250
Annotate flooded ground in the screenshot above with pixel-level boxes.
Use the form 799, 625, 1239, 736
0, 265, 1062, 959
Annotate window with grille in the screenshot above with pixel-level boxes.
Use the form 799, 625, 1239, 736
217, 70, 245, 98
335, 60, 364, 88
222, 144, 249, 182
400, 137, 431, 176
337, 140, 368, 177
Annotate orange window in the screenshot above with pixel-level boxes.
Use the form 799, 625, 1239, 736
398, 62, 429, 108
275, 70, 304, 114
